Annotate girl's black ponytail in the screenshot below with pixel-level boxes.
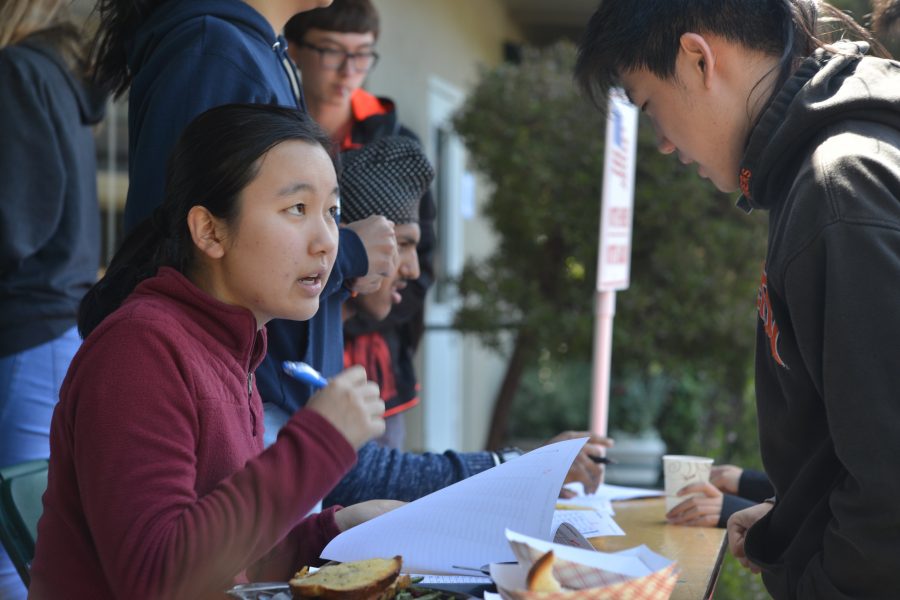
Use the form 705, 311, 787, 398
77, 214, 166, 338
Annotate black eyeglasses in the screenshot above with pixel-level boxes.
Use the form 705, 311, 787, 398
299, 42, 379, 73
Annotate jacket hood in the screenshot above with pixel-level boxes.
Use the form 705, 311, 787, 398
342, 89, 398, 150
19, 39, 107, 125
738, 41, 900, 211
126, 0, 276, 75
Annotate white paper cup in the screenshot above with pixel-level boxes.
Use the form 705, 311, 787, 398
662, 455, 714, 512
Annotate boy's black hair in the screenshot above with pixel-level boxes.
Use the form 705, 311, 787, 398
575, 0, 885, 108
284, 0, 380, 45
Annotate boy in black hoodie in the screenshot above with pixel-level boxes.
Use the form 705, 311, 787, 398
577, 1, 900, 598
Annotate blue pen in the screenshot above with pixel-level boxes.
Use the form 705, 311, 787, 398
282, 361, 328, 389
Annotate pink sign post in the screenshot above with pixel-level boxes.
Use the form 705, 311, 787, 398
592, 89, 638, 436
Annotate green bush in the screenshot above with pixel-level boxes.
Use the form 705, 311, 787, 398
508, 358, 591, 440
453, 41, 767, 458
509, 359, 669, 439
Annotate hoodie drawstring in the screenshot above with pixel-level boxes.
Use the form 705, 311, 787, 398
273, 39, 303, 108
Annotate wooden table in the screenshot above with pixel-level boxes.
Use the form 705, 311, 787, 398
589, 497, 728, 600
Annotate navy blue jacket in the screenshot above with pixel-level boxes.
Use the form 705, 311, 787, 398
122, 0, 367, 388
0, 37, 106, 356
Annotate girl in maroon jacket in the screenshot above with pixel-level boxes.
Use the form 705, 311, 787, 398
30, 104, 395, 599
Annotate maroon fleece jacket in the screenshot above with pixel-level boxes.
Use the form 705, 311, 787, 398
29, 267, 357, 599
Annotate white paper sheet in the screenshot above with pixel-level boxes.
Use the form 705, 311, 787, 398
597, 483, 665, 501
558, 482, 663, 515
320, 437, 588, 574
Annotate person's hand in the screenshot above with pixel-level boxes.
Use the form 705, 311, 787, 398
344, 215, 398, 295
544, 431, 614, 497
334, 499, 406, 532
305, 365, 384, 449
727, 502, 773, 573
710, 464, 743, 495
665, 481, 723, 527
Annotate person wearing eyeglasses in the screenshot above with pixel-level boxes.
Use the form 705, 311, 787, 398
272, 0, 437, 452
284, 0, 383, 150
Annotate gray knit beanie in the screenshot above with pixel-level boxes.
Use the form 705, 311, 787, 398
339, 136, 434, 224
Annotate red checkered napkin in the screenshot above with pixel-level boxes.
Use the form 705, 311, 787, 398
497, 531, 679, 600
511, 543, 631, 588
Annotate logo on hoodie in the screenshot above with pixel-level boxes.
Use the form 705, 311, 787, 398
757, 268, 787, 368
739, 168, 752, 200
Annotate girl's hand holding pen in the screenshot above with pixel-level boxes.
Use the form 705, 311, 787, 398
300, 365, 384, 449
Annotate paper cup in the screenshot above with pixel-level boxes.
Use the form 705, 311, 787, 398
662, 455, 713, 512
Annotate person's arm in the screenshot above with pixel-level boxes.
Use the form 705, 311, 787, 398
665, 481, 731, 528
69, 327, 356, 598
341, 215, 398, 295
719, 494, 757, 529
324, 431, 614, 506
250, 500, 405, 578
737, 468, 774, 503
773, 150, 900, 597
330, 227, 368, 293
709, 464, 743, 495
0, 53, 64, 272
728, 502, 773, 574
323, 441, 495, 506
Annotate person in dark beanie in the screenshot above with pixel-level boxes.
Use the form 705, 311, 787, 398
339, 136, 433, 449
576, 1, 900, 597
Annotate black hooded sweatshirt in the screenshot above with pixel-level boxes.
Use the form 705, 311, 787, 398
0, 37, 106, 356
738, 42, 900, 599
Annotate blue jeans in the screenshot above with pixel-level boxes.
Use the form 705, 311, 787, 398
0, 326, 80, 599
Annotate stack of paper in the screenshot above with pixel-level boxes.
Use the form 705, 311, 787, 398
321, 437, 589, 574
